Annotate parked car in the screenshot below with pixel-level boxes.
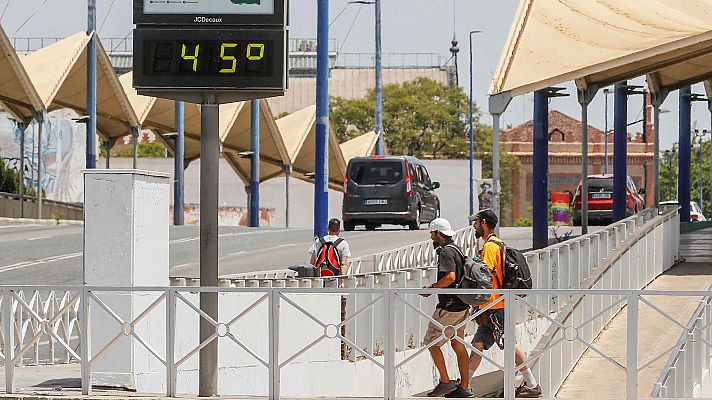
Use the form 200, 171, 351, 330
572, 174, 646, 225
659, 200, 707, 221
342, 156, 440, 231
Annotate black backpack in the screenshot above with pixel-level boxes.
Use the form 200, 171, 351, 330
487, 239, 533, 290
445, 244, 493, 306
315, 237, 345, 277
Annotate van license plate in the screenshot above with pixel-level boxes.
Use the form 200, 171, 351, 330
592, 193, 611, 199
364, 199, 388, 205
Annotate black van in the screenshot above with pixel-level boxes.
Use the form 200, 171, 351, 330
342, 156, 440, 231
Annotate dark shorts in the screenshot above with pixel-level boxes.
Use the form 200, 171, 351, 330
472, 308, 505, 350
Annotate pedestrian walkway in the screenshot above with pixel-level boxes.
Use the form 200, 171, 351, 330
557, 227, 712, 399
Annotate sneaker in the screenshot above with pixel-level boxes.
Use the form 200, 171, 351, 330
516, 383, 542, 398
444, 386, 474, 398
427, 381, 458, 397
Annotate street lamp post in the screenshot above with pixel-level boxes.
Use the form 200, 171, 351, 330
468, 30, 482, 218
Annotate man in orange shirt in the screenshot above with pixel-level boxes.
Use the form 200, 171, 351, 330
467, 209, 541, 398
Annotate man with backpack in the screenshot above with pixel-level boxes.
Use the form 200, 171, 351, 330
420, 218, 474, 398
309, 218, 351, 276
467, 209, 541, 398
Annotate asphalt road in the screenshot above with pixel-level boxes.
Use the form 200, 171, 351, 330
0, 222, 590, 286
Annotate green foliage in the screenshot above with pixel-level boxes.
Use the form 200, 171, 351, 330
0, 158, 36, 196
276, 111, 291, 119
102, 141, 168, 158
660, 140, 712, 217
329, 77, 521, 225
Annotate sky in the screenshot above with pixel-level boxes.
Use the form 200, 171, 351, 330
0, 0, 710, 150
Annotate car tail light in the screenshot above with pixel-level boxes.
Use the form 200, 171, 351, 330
692, 214, 699, 221
343, 175, 348, 196
405, 170, 413, 197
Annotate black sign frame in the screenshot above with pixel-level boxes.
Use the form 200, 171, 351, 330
133, 0, 287, 26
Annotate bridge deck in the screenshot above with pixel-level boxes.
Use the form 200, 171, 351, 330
557, 227, 712, 399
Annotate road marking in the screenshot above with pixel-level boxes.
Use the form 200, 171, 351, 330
27, 236, 50, 241
0, 252, 82, 273
0, 224, 41, 229
169, 229, 297, 244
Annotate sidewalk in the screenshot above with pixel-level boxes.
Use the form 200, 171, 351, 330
557, 227, 712, 399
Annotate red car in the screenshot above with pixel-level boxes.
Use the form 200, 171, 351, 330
572, 174, 646, 225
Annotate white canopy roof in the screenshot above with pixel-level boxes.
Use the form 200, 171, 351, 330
491, 0, 712, 96
0, 25, 43, 121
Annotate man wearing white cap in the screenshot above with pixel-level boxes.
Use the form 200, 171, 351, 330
420, 218, 473, 398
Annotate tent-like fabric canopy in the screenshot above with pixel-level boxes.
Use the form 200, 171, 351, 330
491, 0, 712, 96
274, 105, 347, 190
220, 100, 291, 184
706, 80, 712, 98
0, 26, 43, 121
21, 32, 138, 137
340, 131, 378, 164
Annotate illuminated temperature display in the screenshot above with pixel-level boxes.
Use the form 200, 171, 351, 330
133, 28, 285, 90
145, 40, 272, 76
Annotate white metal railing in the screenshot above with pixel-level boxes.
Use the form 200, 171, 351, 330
1, 286, 707, 400
652, 286, 712, 398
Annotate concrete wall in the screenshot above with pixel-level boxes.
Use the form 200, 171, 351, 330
0, 192, 83, 220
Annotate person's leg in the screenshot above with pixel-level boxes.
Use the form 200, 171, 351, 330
515, 344, 538, 387
429, 345, 451, 383
450, 335, 470, 389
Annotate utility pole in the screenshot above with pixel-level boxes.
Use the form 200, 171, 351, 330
468, 30, 482, 218
374, 0, 384, 155
86, 0, 97, 169
174, 101, 185, 225
314, 0, 329, 237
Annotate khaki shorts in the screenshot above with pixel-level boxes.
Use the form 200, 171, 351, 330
422, 308, 470, 347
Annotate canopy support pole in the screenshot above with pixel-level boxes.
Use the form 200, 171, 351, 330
314, 0, 330, 238
86, 2, 97, 170
532, 90, 549, 249
250, 99, 260, 228
577, 84, 597, 234
488, 92, 512, 234
18, 120, 26, 218
679, 86, 692, 222
650, 89, 669, 210
613, 82, 628, 222
104, 137, 116, 169
284, 165, 292, 229
35, 110, 46, 219
174, 101, 185, 226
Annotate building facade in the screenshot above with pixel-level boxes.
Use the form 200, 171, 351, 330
503, 109, 655, 223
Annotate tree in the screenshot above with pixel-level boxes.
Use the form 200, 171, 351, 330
660, 139, 711, 217
0, 157, 36, 196
330, 77, 520, 224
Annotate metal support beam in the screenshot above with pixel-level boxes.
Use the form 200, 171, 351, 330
104, 137, 117, 169
18, 121, 25, 218
532, 90, 549, 250
86, 0, 97, 169
250, 99, 260, 228
198, 102, 219, 397
132, 125, 139, 169
314, 0, 330, 237
613, 82, 628, 222
36, 110, 45, 219
284, 164, 292, 229
577, 84, 597, 234
488, 92, 512, 232
679, 86, 692, 222
374, 0, 384, 155
174, 102, 185, 225
651, 90, 669, 209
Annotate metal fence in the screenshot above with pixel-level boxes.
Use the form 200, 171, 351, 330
652, 285, 712, 398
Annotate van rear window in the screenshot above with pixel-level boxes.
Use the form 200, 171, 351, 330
588, 178, 613, 192
349, 161, 403, 185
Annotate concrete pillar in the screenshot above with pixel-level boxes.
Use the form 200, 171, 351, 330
83, 169, 170, 390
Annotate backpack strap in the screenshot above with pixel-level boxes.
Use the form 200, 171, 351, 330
444, 244, 466, 282
484, 237, 506, 288
318, 236, 327, 247
333, 237, 345, 248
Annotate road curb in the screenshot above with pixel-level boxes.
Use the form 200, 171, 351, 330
0, 217, 83, 227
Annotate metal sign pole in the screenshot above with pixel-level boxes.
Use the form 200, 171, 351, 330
199, 101, 219, 397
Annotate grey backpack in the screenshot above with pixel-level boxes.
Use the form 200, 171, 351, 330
446, 244, 493, 306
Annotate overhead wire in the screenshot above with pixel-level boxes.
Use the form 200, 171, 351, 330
99, 0, 117, 33
336, 3, 363, 55
0, 0, 12, 23
12, 0, 48, 35
329, 2, 351, 27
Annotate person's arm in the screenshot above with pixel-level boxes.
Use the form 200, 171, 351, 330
308, 239, 318, 266
340, 256, 349, 275
309, 254, 317, 267
429, 271, 456, 288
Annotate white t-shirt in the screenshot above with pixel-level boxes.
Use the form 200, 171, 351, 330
309, 235, 351, 260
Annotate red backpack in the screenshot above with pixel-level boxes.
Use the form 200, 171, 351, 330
315, 237, 345, 277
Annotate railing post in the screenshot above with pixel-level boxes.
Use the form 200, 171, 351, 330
269, 289, 280, 400
80, 288, 91, 395
383, 289, 395, 400
3, 289, 15, 394
626, 291, 638, 400
504, 290, 516, 400
166, 288, 176, 397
